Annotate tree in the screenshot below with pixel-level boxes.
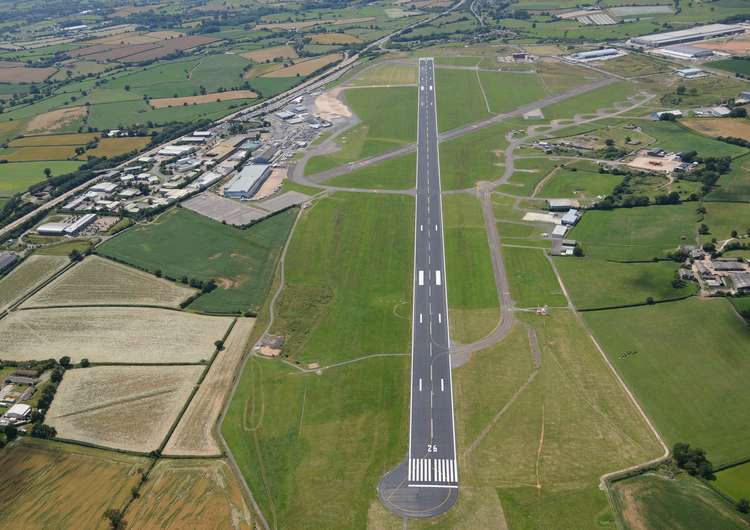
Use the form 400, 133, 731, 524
605, 138, 615, 147
699, 223, 710, 235
43, 167, 52, 178
673, 442, 715, 480
103, 509, 126, 530
4, 425, 18, 441
50, 368, 64, 383
58, 356, 71, 368
646, 297, 655, 305
30, 423, 57, 439
214, 339, 225, 351
738, 498, 750, 514
80, 358, 90, 368
69, 249, 83, 262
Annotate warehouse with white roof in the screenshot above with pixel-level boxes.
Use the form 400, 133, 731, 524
223, 164, 271, 200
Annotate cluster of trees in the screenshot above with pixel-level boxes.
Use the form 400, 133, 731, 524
682, 156, 732, 194
673, 442, 715, 480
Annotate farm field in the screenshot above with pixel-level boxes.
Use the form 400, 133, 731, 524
0, 438, 149, 530
47, 365, 203, 452
568, 204, 697, 261
585, 298, 750, 465
700, 201, 750, 242
97, 208, 296, 314
164, 318, 254, 456
683, 117, 750, 142
22, 255, 196, 309
503, 246, 565, 308
478, 71, 548, 114
270, 193, 412, 364
262, 53, 342, 77
541, 81, 638, 120
708, 154, 750, 202
638, 121, 747, 159
711, 58, 750, 76
716, 462, 750, 503
312, 32, 362, 44
349, 62, 417, 86
611, 472, 749, 530
126, 459, 253, 529
0, 307, 232, 363
443, 194, 499, 343
242, 44, 298, 62
554, 258, 696, 310
0, 160, 81, 191
408, 310, 661, 529
149, 90, 257, 108
325, 152, 416, 190
0, 254, 68, 312
499, 156, 561, 196
223, 354, 409, 529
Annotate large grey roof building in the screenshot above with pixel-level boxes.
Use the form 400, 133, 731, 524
223, 164, 271, 200
631, 23, 744, 47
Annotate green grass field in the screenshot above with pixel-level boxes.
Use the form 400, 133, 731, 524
97, 208, 295, 314
701, 202, 750, 242
717, 462, 750, 503
325, 152, 415, 190
585, 298, 750, 465
612, 472, 749, 530
435, 68, 491, 132
0, 161, 82, 196
478, 71, 548, 114
554, 258, 697, 310
407, 310, 661, 529
708, 154, 750, 202
638, 122, 748, 160
270, 193, 412, 364
439, 122, 510, 190
569, 204, 697, 261
305, 86, 417, 174
539, 167, 620, 199
542, 81, 637, 120
503, 246, 566, 308
222, 355, 408, 529
497, 157, 560, 197
711, 58, 750, 76
443, 194, 499, 343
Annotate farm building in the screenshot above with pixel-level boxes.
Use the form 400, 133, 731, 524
631, 24, 745, 47
547, 199, 580, 211
712, 259, 746, 272
223, 164, 271, 200
652, 110, 683, 120
551, 224, 568, 238
561, 209, 581, 226
2, 403, 31, 424
730, 272, 750, 293
676, 68, 707, 79
0, 251, 18, 272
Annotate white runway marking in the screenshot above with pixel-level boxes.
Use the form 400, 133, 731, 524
419, 378, 423, 391
435, 270, 442, 286
441, 378, 445, 392
419, 313, 423, 324
418, 270, 424, 286
438, 313, 442, 323
408, 458, 458, 484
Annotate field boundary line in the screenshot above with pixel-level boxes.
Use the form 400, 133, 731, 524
4, 257, 76, 315
475, 68, 491, 114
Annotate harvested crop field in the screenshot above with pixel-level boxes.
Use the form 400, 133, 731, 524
0, 254, 68, 312
126, 459, 253, 529
255, 18, 373, 30
0, 307, 232, 363
24, 106, 87, 133
0, 65, 57, 83
311, 32, 362, 44
47, 365, 203, 452
149, 90, 257, 108
165, 318, 254, 456
77, 136, 150, 158
0, 145, 78, 162
262, 53, 342, 78
71, 36, 218, 64
0, 438, 149, 530
683, 118, 750, 142
22, 255, 196, 309
9, 132, 99, 147
242, 44, 298, 62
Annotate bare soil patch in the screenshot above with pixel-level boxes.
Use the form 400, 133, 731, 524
683, 117, 750, 142
164, 318, 255, 456
254, 167, 287, 200
127, 459, 253, 529
149, 90, 257, 108
0, 65, 57, 83
311, 33, 362, 44
47, 365, 202, 452
695, 37, 750, 55
242, 45, 298, 62
314, 86, 352, 120
262, 53, 342, 78
23, 255, 196, 309
0, 306, 232, 363
25, 106, 87, 134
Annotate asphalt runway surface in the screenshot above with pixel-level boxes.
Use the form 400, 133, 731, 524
379, 57, 459, 518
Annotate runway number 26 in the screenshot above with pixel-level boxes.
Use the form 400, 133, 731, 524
427, 444, 438, 453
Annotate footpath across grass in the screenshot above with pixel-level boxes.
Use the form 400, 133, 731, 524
270, 192, 413, 364
585, 297, 750, 465
97, 208, 296, 314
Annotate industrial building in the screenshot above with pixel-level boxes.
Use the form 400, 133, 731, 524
569, 48, 622, 61
0, 251, 18, 272
676, 67, 707, 79
631, 23, 745, 47
2, 403, 31, 424
546, 199, 580, 211
561, 209, 581, 226
253, 145, 279, 164
37, 213, 96, 236
658, 45, 714, 60
223, 164, 271, 200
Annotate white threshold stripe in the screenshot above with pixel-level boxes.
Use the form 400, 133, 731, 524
408, 459, 458, 484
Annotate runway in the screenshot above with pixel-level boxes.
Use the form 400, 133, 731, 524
378, 57, 459, 518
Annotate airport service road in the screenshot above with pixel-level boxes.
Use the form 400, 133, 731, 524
378, 57, 458, 519
408, 57, 458, 488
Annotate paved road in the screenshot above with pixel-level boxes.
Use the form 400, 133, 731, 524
379, 57, 459, 518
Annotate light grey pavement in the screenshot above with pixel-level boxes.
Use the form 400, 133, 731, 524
379, 57, 459, 518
